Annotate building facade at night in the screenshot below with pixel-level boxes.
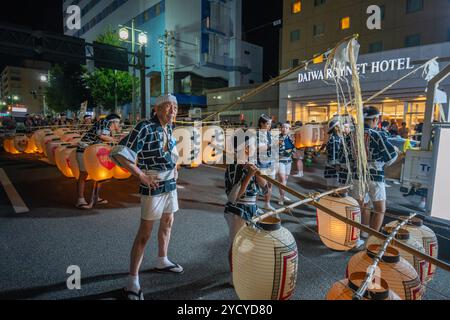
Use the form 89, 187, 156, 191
62, 0, 263, 116
0, 61, 50, 115
278, 0, 450, 133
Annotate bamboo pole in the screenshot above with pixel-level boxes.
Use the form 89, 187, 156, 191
252, 186, 350, 223
256, 172, 450, 272
353, 214, 416, 300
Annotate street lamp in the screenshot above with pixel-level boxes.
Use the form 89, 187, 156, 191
40, 75, 48, 82
118, 22, 148, 123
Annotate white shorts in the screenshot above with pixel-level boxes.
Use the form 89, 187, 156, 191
276, 161, 292, 177
76, 152, 86, 172
224, 213, 246, 245
141, 190, 179, 221
258, 166, 276, 179
349, 181, 386, 204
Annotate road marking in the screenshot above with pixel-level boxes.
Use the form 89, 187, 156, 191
0, 168, 29, 213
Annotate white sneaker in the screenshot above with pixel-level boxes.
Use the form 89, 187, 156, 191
264, 203, 276, 211
292, 172, 304, 178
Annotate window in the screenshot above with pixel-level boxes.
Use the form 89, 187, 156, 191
290, 29, 300, 42
406, 0, 423, 13
314, 0, 326, 6
291, 58, 299, 67
340, 16, 350, 30
313, 24, 325, 36
369, 41, 383, 53
405, 34, 421, 47
292, 1, 301, 14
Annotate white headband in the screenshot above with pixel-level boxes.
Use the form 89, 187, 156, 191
156, 94, 178, 106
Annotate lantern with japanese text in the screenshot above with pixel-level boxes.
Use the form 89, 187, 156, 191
346, 244, 423, 300
34, 129, 53, 153
386, 217, 438, 283
83, 144, 116, 181
366, 227, 428, 284
45, 140, 66, 165
316, 195, 361, 251
326, 272, 401, 300
232, 216, 298, 300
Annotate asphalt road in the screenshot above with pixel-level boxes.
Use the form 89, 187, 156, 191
0, 151, 449, 300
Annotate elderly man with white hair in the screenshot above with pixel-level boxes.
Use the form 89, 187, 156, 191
110, 94, 182, 300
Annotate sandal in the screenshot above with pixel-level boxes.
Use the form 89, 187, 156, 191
122, 288, 144, 300
153, 263, 184, 274
96, 198, 108, 205
76, 204, 92, 210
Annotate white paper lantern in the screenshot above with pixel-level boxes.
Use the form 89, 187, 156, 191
346, 244, 424, 300
232, 216, 298, 300
366, 227, 428, 284
316, 195, 361, 251
327, 272, 401, 300
386, 217, 438, 283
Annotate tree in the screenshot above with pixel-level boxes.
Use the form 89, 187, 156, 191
84, 28, 136, 113
46, 63, 90, 114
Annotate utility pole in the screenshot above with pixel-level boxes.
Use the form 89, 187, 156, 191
159, 30, 175, 95
131, 19, 136, 123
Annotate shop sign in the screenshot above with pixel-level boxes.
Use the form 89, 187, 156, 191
298, 57, 415, 83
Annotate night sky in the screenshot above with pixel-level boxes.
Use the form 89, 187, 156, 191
0, 0, 281, 80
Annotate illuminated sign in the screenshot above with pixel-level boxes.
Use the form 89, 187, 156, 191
298, 57, 415, 83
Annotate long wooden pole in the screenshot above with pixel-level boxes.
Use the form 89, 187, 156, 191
256, 172, 450, 272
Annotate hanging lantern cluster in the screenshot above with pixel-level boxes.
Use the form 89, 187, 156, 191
346, 244, 424, 300
327, 272, 401, 300
366, 227, 428, 284
386, 217, 438, 283
316, 195, 361, 251
232, 216, 298, 300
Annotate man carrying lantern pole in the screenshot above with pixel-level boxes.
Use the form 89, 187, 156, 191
341, 106, 399, 240
224, 135, 268, 286
75, 114, 121, 209
110, 94, 182, 301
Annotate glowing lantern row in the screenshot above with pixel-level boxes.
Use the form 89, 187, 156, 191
316, 195, 361, 251
3, 138, 17, 154
61, 132, 81, 142
232, 216, 298, 300
83, 144, 131, 181
34, 130, 53, 153
346, 244, 423, 300
326, 272, 401, 300
386, 217, 438, 283
294, 124, 325, 148
366, 227, 428, 284
45, 140, 67, 165
53, 128, 71, 137
14, 135, 29, 153
55, 145, 78, 178
43, 138, 61, 158
24, 135, 38, 153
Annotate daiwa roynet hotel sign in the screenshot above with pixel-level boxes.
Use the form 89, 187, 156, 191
298, 57, 415, 83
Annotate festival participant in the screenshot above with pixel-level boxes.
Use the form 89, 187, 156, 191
79, 114, 93, 131
110, 94, 182, 300
379, 120, 391, 139
276, 123, 295, 205
256, 114, 276, 211
224, 137, 268, 285
291, 121, 304, 178
324, 118, 342, 189
340, 106, 398, 239
75, 114, 121, 209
